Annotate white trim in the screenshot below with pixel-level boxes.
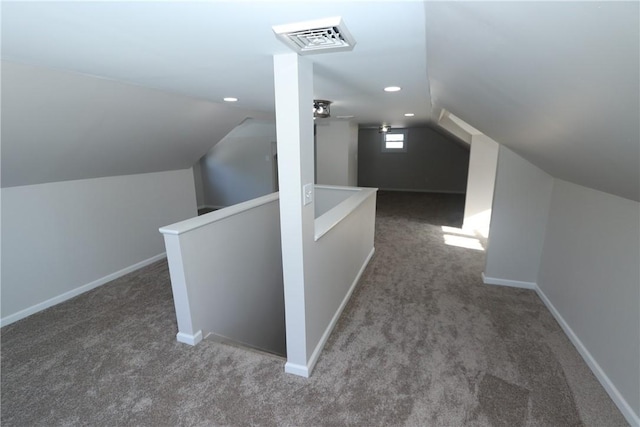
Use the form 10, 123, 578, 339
480, 274, 639, 426
200, 204, 227, 210
160, 193, 278, 235
381, 129, 408, 153
302, 247, 375, 377
378, 188, 466, 195
176, 330, 203, 346
0, 253, 167, 327
536, 286, 640, 427
314, 187, 377, 241
284, 362, 310, 377
481, 273, 536, 290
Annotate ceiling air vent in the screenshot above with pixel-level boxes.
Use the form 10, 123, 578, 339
273, 17, 356, 55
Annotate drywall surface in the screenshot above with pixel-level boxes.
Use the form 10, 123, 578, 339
274, 53, 315, 374
1, 169, 196, 324
437, 115, 473, 145
192, 163, 205, 208
160, 194, 285, 355
275, 54, 378, 377
315, 186, 359, 219
200, 119, 276, 208
1, 61, 267, 188
315, 120, 358, 187
347, 122, 358, 186
358, 126, 469, 193
537, 180, 640, 420
463, 134, 499, 235
424, 2, 639, 201
305, 190, 377, 367
484, 147, 553, 284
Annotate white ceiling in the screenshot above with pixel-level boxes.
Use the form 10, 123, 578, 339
1, 61, 272, 187
1, 1, 431, 128
424, 2, 639, 201
2, 1, 638, 200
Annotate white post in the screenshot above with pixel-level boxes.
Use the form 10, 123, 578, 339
463, 134, 499, 237
273, 53, 316, 376
162, 233, 202, 346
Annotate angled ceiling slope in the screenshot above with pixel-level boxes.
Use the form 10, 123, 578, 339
1, 61, 270, 188
425, 2, 640, 202
1, 1, 432, 189
1, 1, 431, 128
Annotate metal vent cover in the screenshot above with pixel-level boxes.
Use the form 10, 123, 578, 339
273, 17, 356, 55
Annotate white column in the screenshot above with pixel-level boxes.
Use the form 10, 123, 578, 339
463, 134, 499, 237
273, 53, 315, 376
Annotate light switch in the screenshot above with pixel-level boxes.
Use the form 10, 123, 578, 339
303, 183, 314, 206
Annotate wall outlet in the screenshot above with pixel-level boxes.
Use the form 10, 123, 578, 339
303, 183, 314, 206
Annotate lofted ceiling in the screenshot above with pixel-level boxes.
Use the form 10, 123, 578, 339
424, 2, 639, 201
1, 1, 431, 128
1, 1, 638, 201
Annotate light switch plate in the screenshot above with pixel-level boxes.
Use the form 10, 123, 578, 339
303, 183, 314, 206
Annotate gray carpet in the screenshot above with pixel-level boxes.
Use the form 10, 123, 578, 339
1, 191, 627, 426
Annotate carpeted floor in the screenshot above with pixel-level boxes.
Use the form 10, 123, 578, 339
1, 191, 627, 426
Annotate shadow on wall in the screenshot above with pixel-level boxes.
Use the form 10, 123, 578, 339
194, 119, 278, 209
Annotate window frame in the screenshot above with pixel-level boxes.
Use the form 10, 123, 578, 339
381, 129, 408, 153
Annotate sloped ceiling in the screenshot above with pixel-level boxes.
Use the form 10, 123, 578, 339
1, 61, 270, 187
424, 2, 639, 201
1, 1, 638, 201
1, 1, 430, 188
1, 1, 431, 127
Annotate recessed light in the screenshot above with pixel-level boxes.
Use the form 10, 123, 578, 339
384, 86, 401, 92
223, 97, 238, 102
404, 113, 415, 117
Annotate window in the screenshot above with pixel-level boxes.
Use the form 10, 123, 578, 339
382, 130, 407, 152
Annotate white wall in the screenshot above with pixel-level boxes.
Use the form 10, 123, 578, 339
437, 114, 473, 145
1, 169, 197, 325
537, 180, 640, 423
200, 119, 276, 208
192, 163, 205, 208
314, 185, 358, 219
347, 122, 358, 186
484, 146, 553, 285
315, 120, 358, 187
463, 134, 499, 236
483, 147, 639, 424
160, 193, 285, 355
305, 191, 376, 363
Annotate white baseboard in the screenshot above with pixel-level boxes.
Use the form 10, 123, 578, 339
480, 274, 639, 426
535, 286, 639, 427
284, 362, 310, 378
294, 247, 375, 378
481, 273, 536, 290
176, 330, 203, 346
0, 253, 167, 328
